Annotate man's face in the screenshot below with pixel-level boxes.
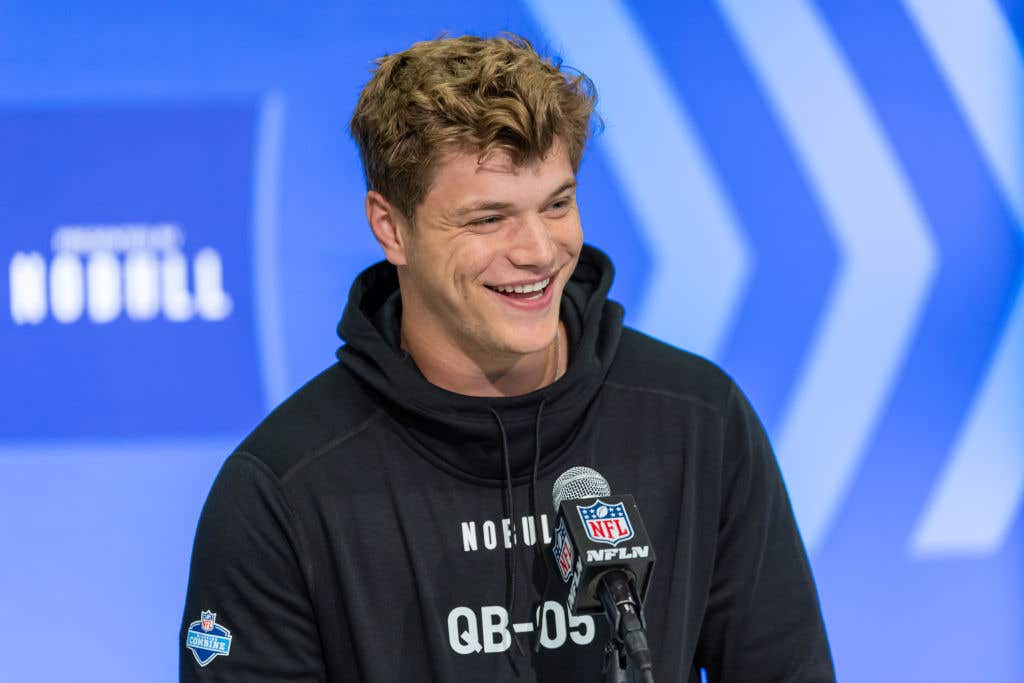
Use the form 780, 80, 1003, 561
397, 140, 582, 361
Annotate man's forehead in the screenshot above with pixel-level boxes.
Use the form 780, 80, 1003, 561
424, 142, 574, 215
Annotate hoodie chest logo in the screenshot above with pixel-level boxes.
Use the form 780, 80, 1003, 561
459, 513, 553, 552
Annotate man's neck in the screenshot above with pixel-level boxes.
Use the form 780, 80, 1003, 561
400, 316, 566, 398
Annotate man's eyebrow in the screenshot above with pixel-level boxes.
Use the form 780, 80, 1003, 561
545, 180, 577, 201
450, 179, 577, 218
450, 200, 515, 217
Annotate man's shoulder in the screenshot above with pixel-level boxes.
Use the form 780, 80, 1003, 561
607, 327, 737, 417
235, 363, 383, 481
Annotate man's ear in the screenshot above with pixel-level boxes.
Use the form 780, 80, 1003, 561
365, 191, 410, 266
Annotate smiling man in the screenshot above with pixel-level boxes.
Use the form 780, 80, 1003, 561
367, 138, 580, 397
181, 34, 835, 682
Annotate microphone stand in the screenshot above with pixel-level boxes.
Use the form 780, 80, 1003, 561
603, 639, 629, 683
597, 572, 655, 682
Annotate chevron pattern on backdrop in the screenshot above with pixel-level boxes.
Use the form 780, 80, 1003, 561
0, 2, 1021, 681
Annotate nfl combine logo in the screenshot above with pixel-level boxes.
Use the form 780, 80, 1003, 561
577, 499, 635, 547
185, 610, 233, 667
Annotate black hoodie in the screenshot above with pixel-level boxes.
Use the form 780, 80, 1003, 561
180, 245, 836, 682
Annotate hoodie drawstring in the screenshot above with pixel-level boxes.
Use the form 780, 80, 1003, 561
490, 407, 526, 658
530, 399, 553, 652
491, 398, 551, 659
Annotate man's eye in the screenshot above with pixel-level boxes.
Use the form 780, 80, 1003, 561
471, 216, 503, 226
549, 198, 571, 211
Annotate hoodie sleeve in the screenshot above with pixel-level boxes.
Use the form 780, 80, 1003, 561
180, 452, 325, 682
696, 385, 836, 683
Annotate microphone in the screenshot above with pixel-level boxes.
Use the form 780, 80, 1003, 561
551, 466, 656, 680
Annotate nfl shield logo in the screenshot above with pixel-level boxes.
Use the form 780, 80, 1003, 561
201, 611, 215, 632
577, 499, 635, 547
552, 518, 575, 582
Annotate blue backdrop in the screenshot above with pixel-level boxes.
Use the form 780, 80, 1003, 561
1, 2, 1022, 680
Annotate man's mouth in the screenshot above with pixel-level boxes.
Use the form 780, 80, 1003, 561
485, 277, 551, 300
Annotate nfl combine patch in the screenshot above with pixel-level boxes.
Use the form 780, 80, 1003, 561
185, 610, 232, 667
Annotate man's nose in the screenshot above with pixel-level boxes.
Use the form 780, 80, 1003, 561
507, 213, 557, 268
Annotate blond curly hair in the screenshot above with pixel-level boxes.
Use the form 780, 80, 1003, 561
349, 33, 598, 222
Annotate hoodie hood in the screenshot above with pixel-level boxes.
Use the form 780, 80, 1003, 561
336, 244, 623, 485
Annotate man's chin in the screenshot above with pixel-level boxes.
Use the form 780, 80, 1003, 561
491, 327, 560, 358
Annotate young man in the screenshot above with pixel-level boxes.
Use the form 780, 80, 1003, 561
181, 34, 835, 681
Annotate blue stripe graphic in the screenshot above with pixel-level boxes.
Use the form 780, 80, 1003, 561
903, 0, 1024, 556
718, 0, 937, 553
815, 0, 1022, 560
252, 93, 289, 411
996, 0, 1024, 51
811, 2, 1024, 679
626, 2, 838, 433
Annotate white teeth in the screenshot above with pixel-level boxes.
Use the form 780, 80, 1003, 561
493, 277, 550, 294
